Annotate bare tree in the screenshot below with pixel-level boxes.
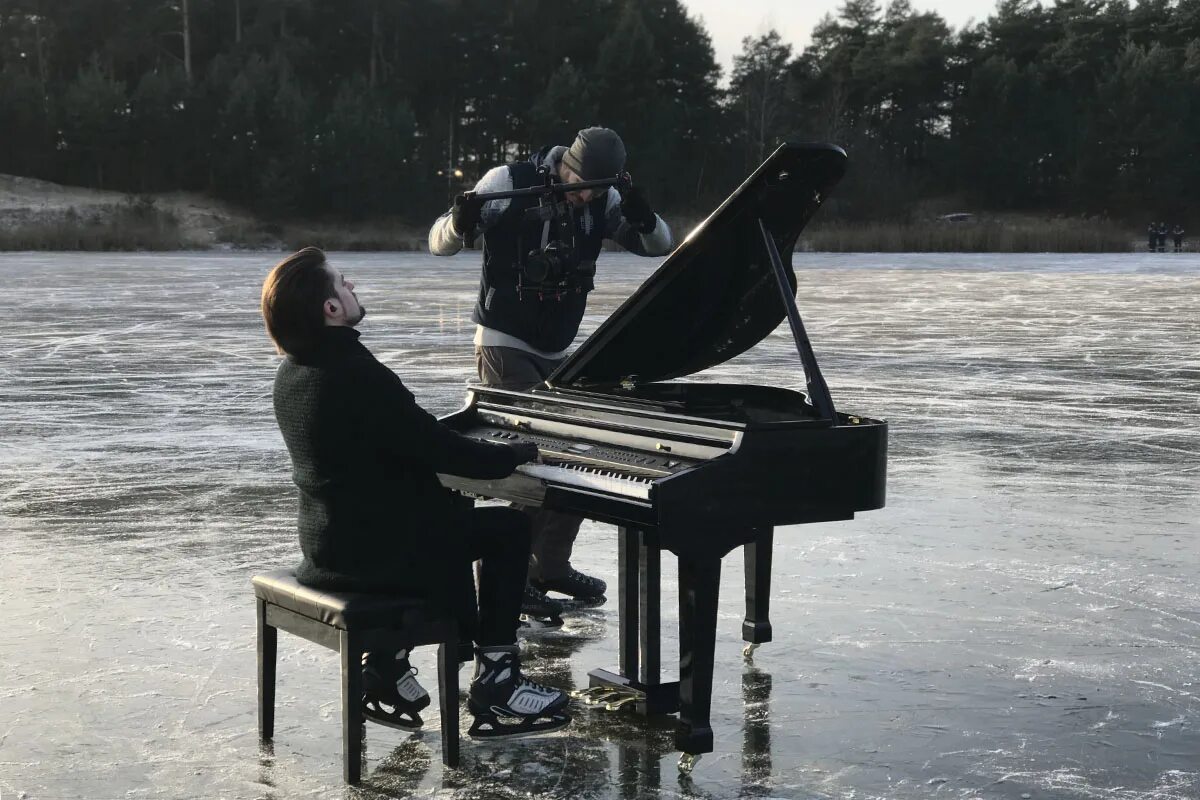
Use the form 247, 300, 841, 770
181, 0, 193, 83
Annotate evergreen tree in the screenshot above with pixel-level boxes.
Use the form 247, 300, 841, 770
528, 61, 596, 148
729, 32, 793, 171
61, 59, 128, 188
0, 0, 1196, 221
591, 2, 662, 158
314, 75, 416, 217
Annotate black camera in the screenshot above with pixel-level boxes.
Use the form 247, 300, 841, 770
521, 241, 596, 297
523, 240, 575, 284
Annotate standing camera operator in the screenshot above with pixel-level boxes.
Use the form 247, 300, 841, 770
428, 126, 674, 626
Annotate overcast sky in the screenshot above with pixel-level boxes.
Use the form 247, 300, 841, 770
680, 0, 1002, 78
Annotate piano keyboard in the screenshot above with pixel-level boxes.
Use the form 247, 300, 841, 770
517, 461, 655, 499
463, 424, 711, 500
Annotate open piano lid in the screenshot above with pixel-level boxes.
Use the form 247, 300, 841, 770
548, 142, 846, 389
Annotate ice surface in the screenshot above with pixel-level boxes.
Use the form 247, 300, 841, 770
0, 251, 1197, 799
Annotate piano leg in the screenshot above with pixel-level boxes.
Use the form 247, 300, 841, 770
639, 531, 661, 687
676, 553, 720, 756
590, 527, 678, 715
618, 526, 639, 677
742, 527, 774, 648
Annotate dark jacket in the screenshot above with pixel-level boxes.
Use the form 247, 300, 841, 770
272, 326, 521, 628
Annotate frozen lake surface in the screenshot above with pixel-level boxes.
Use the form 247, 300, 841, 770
1, 250, 1197, 800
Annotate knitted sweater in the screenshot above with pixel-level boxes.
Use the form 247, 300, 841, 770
272, 326, 520, 599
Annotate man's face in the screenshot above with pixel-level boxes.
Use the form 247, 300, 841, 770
323, 264, 366, 326
559, 164, 601, 208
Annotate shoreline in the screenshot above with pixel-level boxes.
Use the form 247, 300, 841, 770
0, 221, 1157, 254
0, 173, 1166, 254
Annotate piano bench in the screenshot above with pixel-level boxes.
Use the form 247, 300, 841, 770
252, 569, 460, 784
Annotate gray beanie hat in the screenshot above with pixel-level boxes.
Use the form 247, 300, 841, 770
561, 127, 627, 181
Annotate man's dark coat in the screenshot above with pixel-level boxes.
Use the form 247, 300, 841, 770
272, 326, 521, 634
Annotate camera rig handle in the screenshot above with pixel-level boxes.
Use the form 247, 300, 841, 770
458, 172, 629, 204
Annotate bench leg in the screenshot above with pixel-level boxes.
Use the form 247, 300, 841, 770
340, 630, 364, 784
257, 599, 277, 740
438, 634, 461, 767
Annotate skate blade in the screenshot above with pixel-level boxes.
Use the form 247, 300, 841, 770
467, 713, 571, 740
555, 595, 607, 611
363, 702, 424, 732
517, 614, 565, 636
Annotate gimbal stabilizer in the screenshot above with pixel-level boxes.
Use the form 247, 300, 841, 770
454, 167, 631, 300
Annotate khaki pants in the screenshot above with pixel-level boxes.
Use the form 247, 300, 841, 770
475, 345, 584, 580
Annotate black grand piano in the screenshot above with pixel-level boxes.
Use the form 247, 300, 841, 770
439, 142, 887, 769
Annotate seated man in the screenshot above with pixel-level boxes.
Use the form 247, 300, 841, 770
261, 246, 569, 739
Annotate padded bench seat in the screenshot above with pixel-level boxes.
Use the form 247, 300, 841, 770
253, 568, 460, 783
252, 571, 430, 629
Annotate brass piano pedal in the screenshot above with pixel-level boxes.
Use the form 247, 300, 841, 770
589, 690, 629, 707
569, 686, 605, 699
572, 687, 624, 707
569, 686, 611, 704
603, 693, 641, 712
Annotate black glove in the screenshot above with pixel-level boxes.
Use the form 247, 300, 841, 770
620, 185, 657, 234
451, 194, 484, 236
510, 441, 540, 465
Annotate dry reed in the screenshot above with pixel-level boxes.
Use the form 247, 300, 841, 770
798, 219, 1133, 253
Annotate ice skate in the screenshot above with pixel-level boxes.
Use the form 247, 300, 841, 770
361, 649, 430, 732
518, 583, 564, 632
532, 567, 607, 608
467, 646, 571, 739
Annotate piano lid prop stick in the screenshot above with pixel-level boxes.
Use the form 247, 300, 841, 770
757, 218, 838, 423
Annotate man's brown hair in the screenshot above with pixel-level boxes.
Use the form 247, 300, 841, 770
261, 246, 335, 355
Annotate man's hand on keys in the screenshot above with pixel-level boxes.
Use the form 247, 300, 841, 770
511, 441, 540, 464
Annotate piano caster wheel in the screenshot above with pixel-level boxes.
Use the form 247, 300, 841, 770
743, 642, 759, 659
678, 753, 702, 774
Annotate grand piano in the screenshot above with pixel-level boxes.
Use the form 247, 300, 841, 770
439, 142, 887, 769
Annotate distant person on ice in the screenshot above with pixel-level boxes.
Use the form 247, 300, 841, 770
1157, 221, 1169, 252
1148, 222, 1157, 252
261, 247, 571, 739
427, 127, 674, 628
1172, 224, 1185, 252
